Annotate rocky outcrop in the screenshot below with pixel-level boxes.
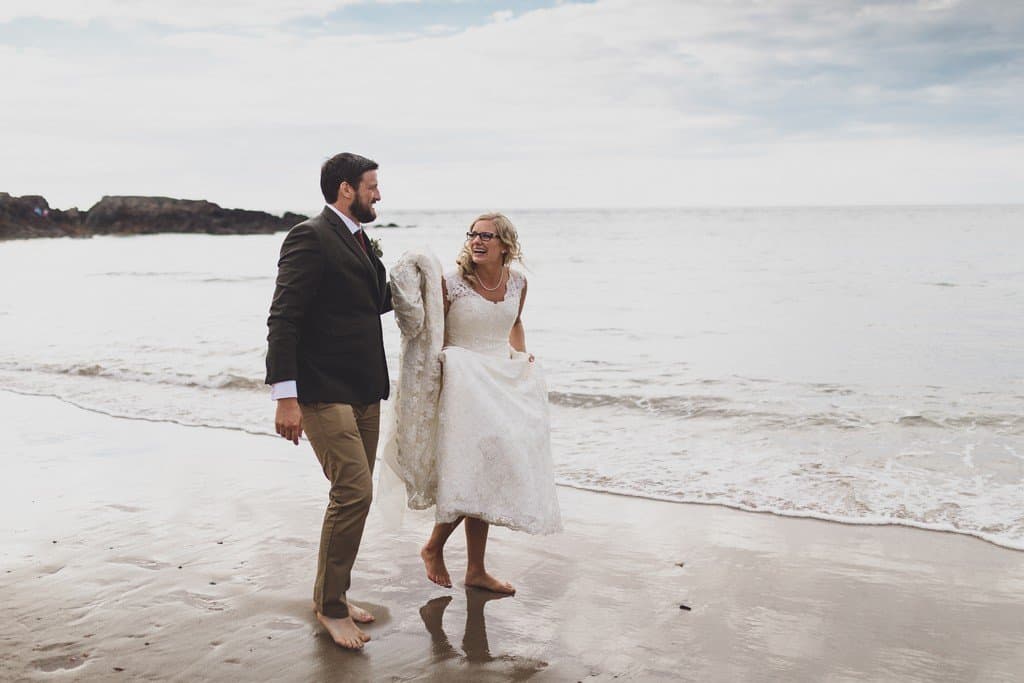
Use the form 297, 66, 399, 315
83, 196, 306, 236
0, 193, 88, 239
0, 193, 307, 240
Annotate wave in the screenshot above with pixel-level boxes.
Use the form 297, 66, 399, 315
890, 413, 1024, 431
91, 271, 271, 283
897, 415, 944, 428
92, 271, 203, 277
549, 390, 1022, 433
550, 390, 733, 414
942, 414, 1024, 430
11, 380, 1021, 553
1, 387, 276, 438
0, 361, 266, 392
4, 382, 1022, 553
198, 276, 273, 283
547, 390, 865, 429
210, 374, 266, 390
4, 362, 1022, 435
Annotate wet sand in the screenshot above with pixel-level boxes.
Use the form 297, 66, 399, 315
3, 391, 1023, 681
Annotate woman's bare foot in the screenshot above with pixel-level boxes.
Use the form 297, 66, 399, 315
419, 595, 458, 660
316, 613, 370, 649
465, 570, 515, 595
421, 545, 452, 588
310, 600, 374, 624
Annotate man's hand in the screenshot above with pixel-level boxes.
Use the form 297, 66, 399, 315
275, 398, 303, 445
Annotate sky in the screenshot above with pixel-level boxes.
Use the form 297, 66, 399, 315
1, 0, 1023, 213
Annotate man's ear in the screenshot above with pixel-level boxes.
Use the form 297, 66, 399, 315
339, 181, 352, 200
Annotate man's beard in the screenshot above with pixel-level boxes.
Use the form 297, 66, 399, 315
351, 196, 376, 223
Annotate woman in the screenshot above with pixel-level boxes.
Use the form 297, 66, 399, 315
419, 212, 562, 594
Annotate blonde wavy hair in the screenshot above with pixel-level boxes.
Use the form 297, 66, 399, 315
456, 212, 523, 287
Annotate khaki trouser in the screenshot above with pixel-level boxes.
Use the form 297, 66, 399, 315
300, 401, 380, 619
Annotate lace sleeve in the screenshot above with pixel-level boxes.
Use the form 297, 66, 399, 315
444, 272, 474, 303
507, 269, 526, 299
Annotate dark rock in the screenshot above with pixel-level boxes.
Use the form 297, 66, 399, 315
0, 192, 307, 240
84, 196, 302, 236
0, 193, 88, 239
281, 211, 308, 225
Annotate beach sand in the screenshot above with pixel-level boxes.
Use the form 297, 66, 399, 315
3, 391, 1023, 682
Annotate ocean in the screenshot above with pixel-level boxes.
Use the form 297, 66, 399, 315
3, 206, 1022, 550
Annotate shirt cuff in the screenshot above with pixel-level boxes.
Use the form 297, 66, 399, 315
271, 380, 298, 400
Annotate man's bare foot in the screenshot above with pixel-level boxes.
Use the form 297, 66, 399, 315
465, 570, 515, 595
347, 602, 375, 624
310, 600, 374, 624
316, 612, 370, 649
421, 545, 452, 588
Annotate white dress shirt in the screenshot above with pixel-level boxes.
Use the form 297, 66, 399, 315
270, 205, 362, 401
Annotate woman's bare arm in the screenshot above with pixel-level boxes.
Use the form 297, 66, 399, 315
441, 276, 450, 318
509, 278, 529, 358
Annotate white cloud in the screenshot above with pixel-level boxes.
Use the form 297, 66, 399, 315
0, 0, 410, 28
1, 0, 1022, 210
380, 135, 1024, 210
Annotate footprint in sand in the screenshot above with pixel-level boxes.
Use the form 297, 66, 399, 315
162, 590, 227, 612
30, 653, 88, 672
109, 557, 172, 571
106, 504, 145, 513
266, 619, 304, 631
32, 641, 78, 653
274, 536, 317, 550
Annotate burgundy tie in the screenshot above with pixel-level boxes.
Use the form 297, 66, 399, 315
355, 229, 368, 254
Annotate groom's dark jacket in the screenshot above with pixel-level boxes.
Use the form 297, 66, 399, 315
265, 207, 392, 404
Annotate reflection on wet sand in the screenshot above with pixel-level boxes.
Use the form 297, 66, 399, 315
419, 589, 548, 671
420, 595, 459, 662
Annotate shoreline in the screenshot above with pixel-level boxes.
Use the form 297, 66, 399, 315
5, 385, 1022, 555
4, 391, 1024, 681
555, 481, 1024, 554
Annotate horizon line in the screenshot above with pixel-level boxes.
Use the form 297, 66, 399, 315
6, 192, 1023, 215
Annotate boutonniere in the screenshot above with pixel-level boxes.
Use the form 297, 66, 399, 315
368, 236, 383, 258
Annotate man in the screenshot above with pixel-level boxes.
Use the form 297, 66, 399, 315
265, 152, 391, 650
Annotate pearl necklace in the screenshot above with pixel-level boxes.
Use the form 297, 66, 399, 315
476, 267, 506, 292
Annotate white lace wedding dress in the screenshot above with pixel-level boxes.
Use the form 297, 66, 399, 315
434, 270, 562, 535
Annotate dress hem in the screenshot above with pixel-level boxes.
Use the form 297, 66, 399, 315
436, 508, 563, 536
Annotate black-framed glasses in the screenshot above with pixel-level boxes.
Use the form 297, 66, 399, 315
466, 231, 496, 242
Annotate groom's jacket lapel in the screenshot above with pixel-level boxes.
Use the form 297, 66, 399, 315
320, 207, 382, 300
